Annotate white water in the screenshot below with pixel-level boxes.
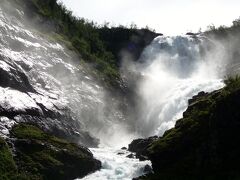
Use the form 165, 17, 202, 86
121, 35, 226, 137
79, 148, 151, 180
0, 2, 150, 179
81, 35, 226, 179
0, 1, 229, 180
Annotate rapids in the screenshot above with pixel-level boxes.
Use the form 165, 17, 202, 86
0, 1, 229, 180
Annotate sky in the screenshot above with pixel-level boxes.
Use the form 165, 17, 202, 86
60, 0, 240, 35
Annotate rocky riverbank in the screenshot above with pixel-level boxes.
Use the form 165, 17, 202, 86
1, 123, 101, 180
129, 77, 240, 179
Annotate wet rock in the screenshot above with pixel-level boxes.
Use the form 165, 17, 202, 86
121, 147, 127, 150
186, 32, 200, 36
0, 56, 35, 93
117, 152, 125, 155
188, 91, 208, 105
136, 154, 149, 161
97, 28, 160, 63
128, 136, 158, 155
143, 164, 153, 174
144, 87, 240, 179
128, 136, 157, 161
126, 153, 135, 159
10, 123, 101, 179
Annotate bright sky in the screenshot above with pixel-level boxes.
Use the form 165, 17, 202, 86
60, 0, 240, 35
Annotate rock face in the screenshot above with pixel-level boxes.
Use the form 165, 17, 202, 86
128, 136, 158, 161
0, 0, 101, 147
134, 79, 240, 179
97, 28, 161, 65
9, 123, 101, 180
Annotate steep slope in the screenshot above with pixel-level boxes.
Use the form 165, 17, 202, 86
131, 77, 240, 179
0, 0, 159, 179
11, 0, 159, 88
0, 0, 100, 147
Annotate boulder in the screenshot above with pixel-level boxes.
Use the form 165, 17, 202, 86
128, 136, 157, 160
10, 123, 101, 180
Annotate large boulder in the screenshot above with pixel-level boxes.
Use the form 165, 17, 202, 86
128, 136, 157, 161
9, 123, 101, 180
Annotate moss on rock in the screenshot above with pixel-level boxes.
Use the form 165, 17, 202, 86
9, 123, 101, 180
0, 137, 17, 179
0, 137, 29, 180
134, 76, 240, 179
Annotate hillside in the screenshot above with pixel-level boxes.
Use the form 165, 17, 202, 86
12, 0, 158, 88
130, 77, 240, 180
2, 0, 240, 179
125, 18, 240, 180
0, 0, 159, 179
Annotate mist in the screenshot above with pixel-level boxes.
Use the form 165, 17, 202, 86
0, 0, 140, 148
120, 33, 240, 137
2, 0, 240, 149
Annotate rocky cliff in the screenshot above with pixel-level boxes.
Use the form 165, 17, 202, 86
130, 77, 240, 179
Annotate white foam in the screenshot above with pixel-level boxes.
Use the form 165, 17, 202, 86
78, 148, 151, 180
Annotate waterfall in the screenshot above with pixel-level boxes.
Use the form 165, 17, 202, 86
0, 1, 230, 180
121, 35, 226, 138
0, 0, 131, 147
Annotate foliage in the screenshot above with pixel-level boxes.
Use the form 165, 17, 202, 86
13, 0, 157, 88
140, 76, 240, 179
0, 137, 17, 179
9, 123, 100, 180
224, 75, 240, 92
0, 137, 28, 180
97, 27, 158, 66
13, 0, 119, 87
205, 17, 240, 39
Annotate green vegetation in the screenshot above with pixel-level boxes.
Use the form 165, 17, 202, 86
0, 137, 28, 180
13, 0, 157, 88
97, 27, 158, 65
134, 76, 240, 180
0, 123, 101, 180
224, 75, 240, 92
205, 17, 240, 38
10, 123, 101, 180
18, 0, 120, 87
0, 137, 17, 180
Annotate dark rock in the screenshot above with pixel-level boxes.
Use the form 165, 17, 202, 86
0, 54, 99, 147
128, 136, 158, 155
121, 147, 127, 150
144, 86, 240, 179
0, 56, 36, 93
117, 152, 125, 155
97, 28, 160, 64
186, 32, 200, 36
128, 136, 157, 162
126, 153, 135, 159
157, 33, 164, 36
136, 154, 149, 161
188, 91, 208, 105
143, 164, 153, 174
10, 123, 101, 180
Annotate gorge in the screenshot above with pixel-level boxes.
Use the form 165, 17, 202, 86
1, 0, 240, 180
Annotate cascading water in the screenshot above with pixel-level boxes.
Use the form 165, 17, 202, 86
81, 35, 226, 179
0, 1, 149, 179
0, 1, 229, 180
131, 35, 225, 137
0, 0, 134, 147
